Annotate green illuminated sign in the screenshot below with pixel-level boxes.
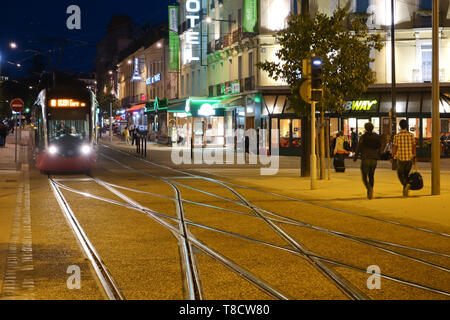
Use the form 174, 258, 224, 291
168, 5, 180, 71
243, 0, 258, 33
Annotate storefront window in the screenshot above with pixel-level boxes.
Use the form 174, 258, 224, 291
271, 118, 279, 149
292, 119, 301, 148
348, 118, 356, 137
409, 118, 420, 138
423, 118, 432, 138
273, 96, 286, 114
357, 119, 369, 136
280, 119, 290, 148
371, 118, 380, 134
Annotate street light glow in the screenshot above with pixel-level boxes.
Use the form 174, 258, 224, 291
205, 17, 212, 24
10, 42, 17, 49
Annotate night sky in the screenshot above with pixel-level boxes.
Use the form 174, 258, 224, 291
0, 0, 170, 78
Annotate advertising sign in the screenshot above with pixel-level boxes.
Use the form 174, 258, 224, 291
243, 0, 258, 33
169, 5, 180, 70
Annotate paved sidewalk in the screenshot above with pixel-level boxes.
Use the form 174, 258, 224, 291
100, 134, 450, 231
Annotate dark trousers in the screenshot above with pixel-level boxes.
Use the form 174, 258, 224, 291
397, 160, 413, 187
361, 159, 377, 191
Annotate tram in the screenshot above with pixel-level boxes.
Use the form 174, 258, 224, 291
33, 83, 98, 173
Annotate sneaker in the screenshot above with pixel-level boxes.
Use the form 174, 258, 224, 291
403, 184, 411, 197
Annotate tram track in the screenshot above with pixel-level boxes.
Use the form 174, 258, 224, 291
92, 145, 450, 298
51, 170, 450, 298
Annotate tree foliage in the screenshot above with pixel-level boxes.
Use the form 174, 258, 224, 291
96, 82, 121, 117
257, 8, 384, 116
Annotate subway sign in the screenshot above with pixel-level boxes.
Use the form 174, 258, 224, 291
345, 100, 378, 111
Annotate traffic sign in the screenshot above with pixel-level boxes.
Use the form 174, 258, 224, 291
10, 98, 24, 113
300, 80, 312, 104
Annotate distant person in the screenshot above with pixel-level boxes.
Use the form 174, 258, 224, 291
124, 126, 130, 145
353, 123, 382, 199
0, 122, 8, 147
391, 119, 416, 197
130, 125, 136, 146
333, 131, 350, 172
351, 128, 358, 153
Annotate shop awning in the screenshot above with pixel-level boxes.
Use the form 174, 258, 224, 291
220, 96, 244, 107
126, 103, 146, 113
168, 101, 187, 113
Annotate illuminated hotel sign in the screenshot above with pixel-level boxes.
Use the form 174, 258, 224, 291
184, 0, 201, 63
49, 99, 86, 108
132, 58, 142, 81
146, 73, 161, 85
345, 100, 378, 111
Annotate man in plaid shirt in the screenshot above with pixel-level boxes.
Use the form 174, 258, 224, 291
391, 119, 416, 197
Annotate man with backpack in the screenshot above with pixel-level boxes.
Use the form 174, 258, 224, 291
353, 122, 382, 199
391, 119, 416, 197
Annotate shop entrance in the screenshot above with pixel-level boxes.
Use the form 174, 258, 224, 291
273, 117, 302, 156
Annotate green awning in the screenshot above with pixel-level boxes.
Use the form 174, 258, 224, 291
168, 101, 186, 113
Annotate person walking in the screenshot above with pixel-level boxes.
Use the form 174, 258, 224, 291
351, 128, 358, 153
130, 125, 136, 146
391, 119, 416, 197
353, 123, 382, 199
124, 126, 130, 145
0, 122, 8, 147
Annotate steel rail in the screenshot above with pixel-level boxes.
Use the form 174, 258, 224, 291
100, 144, 450, 238
48, 177, 124, 300
57, 175, 450, 298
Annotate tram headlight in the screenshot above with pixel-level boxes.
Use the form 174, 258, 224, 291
48, 145, 58, 155
81, 144, 91, 155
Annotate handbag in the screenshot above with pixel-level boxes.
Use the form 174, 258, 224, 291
408, 163, 423, 191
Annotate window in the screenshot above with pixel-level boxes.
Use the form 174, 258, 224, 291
181, 75, 184, 96
355, 0, 369, 13
421, 45, 432, 82
420, 0, 432, 9
248, 52, 253, 77
238, 55, 242, 80
198, 70, 201, 95
186, 73, 190, 96
192, 71, 195, 96
238, 9, 242, 28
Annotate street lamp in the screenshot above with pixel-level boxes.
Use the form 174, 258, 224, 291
9, 42, 17, 49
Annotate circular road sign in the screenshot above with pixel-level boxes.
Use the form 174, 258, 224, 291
10, 98, 25, 113
300, 80, 312, 104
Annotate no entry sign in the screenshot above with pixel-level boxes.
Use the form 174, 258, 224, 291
10, 98, 24, 113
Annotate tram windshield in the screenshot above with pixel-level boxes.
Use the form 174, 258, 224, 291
49, 120, 88, 143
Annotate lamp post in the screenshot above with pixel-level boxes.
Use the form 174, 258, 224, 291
431, 0, 440, 195
391, 0, 397, 171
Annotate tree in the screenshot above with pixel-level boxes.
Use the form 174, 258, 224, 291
96, 82, 121, 119
257, 8, 384, 178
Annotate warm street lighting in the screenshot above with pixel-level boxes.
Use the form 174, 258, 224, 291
127, 60, 132, 64
9, 42, 17, 49
108, 70, 113, 75
205, 17, 212, 24
157, 42, 162, 48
